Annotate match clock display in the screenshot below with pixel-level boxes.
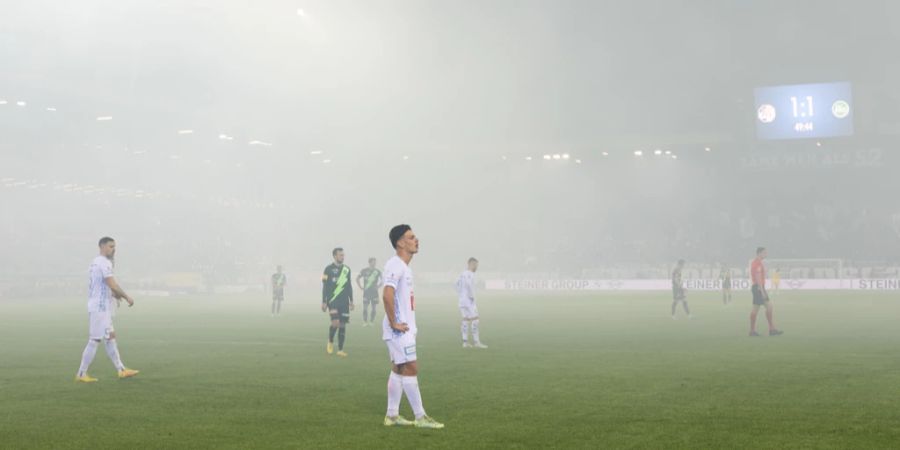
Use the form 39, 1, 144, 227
754, 82, 853, 140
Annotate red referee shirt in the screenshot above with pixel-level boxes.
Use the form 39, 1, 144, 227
751, 258, 766, 286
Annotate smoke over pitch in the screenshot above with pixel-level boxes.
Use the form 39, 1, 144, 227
2, 1, 900, 293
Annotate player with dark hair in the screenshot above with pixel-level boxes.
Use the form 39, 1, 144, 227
356, 258, 383, 326
75, 237, 139, 382
671, 259, 691, 319
271, 265, 286, 316
322, 248, 353, 356
381, 225, 443, 429
750, 247, 783, 336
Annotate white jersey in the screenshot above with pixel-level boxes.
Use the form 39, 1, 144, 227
455, 270, 475, 305
87, 256, 115, 313
382, 255, 416, 340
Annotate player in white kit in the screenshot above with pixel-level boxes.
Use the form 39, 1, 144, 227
75, 237, 139, 382
381, 224, 444, 429
456, 257, 487, 349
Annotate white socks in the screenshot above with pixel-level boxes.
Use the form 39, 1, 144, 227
386, 371, 403, 417
387, 372, 427, 419
401, 375, 426, 419
461, 321, 470, 343
78, 340, 99, 376
105, 339, 125, 371
471, 319, 480, 344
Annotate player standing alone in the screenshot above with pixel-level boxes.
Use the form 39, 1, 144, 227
750, 247, 783, 337
671, 259, 691, 319
75, 237, 139, 382
382, 224, 443, 429
271, 265, 286, 317
321, 248, 353, 356
720, 264, 733, 305
356, 258, 382, 326
456, 257, 487, 348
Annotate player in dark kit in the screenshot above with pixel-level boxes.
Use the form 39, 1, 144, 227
356, 257, 383, 326
671, 259, 691, 319
271, 265, 286, 316
322, 248, 354, 356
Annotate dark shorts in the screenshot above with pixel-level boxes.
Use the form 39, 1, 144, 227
329, 303, 351, 323
273, 289, 284, 301
672, 287, 686, 301
363, 293, 379, 305
752, 285, 768, 305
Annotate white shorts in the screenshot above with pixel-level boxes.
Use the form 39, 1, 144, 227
459, 302, 479, 320
385, 332, 417, 365
89, 311, 115, 340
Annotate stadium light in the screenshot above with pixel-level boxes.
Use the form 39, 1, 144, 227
46, 107, 57, 112
664, 150, 672, 155
816, 141, 822, 147
704, 147, 711, 152
552, 154, 561, 160
178, 129, 195, 135
562, 154, 570, 160
0, 99, 7, 105
16, 101, 26, 107
543, 154, 551, 160
525, 156, 533, 161
96, 116, 113, 121
297, 8, 307, 17
575, 159, 582, 164
634, 150, 643, 157
248, 140, 273, 147
218, 134, 234, 141
601, 152, 609, 156
402, 155, 409, 160
654, 149, 663, 156
671, 154, 678, 160
310, 150, 323, 155
323, 159, 332, 164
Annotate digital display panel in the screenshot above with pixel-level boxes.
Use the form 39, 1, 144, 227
754, 82, 853, 140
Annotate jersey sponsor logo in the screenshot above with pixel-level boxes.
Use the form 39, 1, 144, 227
403, 344, 416, 356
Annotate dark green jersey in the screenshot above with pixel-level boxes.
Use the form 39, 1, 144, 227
322, 263, 353, 306
672, 268, 683, 289
358, 267, 382, 298
272, 273, 286, 291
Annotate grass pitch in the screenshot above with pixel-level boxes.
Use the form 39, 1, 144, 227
1, 290, 899, 449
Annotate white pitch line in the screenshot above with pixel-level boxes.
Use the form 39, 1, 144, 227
57, 338, 323, 347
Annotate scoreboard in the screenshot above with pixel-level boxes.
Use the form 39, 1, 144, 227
754, 82, 854, 140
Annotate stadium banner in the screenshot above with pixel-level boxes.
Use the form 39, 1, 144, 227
486, 279, 900, 291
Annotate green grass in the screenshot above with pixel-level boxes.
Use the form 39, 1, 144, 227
2, 290, 900, 449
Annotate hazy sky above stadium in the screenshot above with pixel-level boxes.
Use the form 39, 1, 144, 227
2, 0, 900, 279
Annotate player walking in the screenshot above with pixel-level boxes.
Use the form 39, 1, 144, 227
75, 237, 139, 382
750, 247, 783, 336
